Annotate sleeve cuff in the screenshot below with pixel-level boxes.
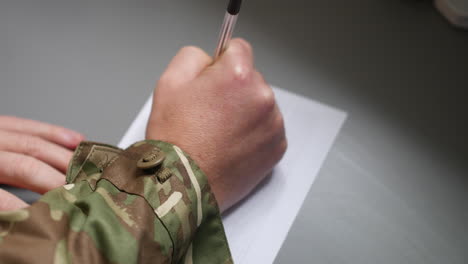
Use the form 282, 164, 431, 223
67, 140, 233, 264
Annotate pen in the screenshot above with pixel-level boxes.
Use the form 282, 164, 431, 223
214, 0, 243, 60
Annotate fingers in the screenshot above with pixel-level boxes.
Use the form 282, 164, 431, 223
218, 38, 254, 67
0, 151, 66, 194
0, 188, 28, 210
160, 46, 213, 87
213, 38, 254, 82
0, 130, 73, 173
0, 116, 84, 149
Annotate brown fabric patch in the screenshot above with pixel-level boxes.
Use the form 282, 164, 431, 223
187, 212, 196, 231
0, 221, 10, 234
90, 146, 122, 170
109, 192, 155, 237
137, 232, 171, 264
100, 144, 155, 195
0, 202, 67, 263
68, 230, 112, 264
158, 173, 192, 209
176, 161, 193, 190
122, 195, 173, 264
202, 184, 218, 207
92, 185, 172, 264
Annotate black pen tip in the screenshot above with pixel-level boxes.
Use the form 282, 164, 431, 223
227, 0, 242, 15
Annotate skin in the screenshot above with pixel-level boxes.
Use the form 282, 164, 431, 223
0, 38, 287, 213
0, 116, 84, 210
147, 39, 287, 212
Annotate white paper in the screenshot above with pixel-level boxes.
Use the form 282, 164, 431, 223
118, 87, 347, 264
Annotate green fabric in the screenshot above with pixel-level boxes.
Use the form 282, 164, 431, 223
0, 140, 233, 264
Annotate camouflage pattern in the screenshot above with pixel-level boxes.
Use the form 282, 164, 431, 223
0, 140, 233, 264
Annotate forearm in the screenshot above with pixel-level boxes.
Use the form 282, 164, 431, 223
0, 141, 232, 264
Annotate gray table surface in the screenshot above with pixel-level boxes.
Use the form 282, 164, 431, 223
1, 0, 467, 263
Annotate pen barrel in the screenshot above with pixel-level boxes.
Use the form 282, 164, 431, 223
214, 12, 238, 60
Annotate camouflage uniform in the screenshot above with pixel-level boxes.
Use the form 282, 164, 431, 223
0, 140, 233, 264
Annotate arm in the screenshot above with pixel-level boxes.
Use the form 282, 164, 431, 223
0, 39, 287, 263
0, 140, 230, 264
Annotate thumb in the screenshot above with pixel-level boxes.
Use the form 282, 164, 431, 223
160, 46, 213, 87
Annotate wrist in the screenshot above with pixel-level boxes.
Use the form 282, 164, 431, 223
146, 134, 227, 211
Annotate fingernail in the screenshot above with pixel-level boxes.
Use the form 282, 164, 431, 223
61, 131, 84, 146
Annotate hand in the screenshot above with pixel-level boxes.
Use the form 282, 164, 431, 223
0, 116, 84, 210
146, 39, 287, 212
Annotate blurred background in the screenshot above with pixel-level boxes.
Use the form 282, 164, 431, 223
1, 0, 467, 263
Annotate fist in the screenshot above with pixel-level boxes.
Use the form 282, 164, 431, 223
146, 39, 287, 211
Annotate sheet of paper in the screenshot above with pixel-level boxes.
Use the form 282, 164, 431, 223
118, 87, 347, 264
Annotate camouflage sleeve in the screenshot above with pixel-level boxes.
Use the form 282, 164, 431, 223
0, 140, 233, 264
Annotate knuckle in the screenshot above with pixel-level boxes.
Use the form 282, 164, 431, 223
279, 138, 288, 157
257, 87, 276, 112
270, 137, 287, 165
275, 113, 285, 130
231, 64, 253, 84
256, 71, 267, 85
